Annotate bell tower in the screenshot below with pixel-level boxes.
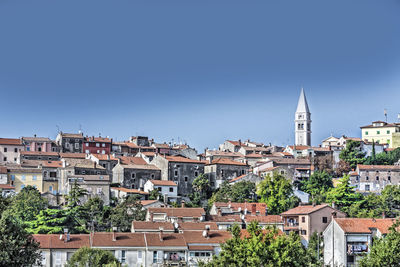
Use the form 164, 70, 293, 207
295, 88, 311, 146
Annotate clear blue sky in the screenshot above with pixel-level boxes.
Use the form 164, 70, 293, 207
1, 0, 400, 150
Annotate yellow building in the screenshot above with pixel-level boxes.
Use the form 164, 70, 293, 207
360, 121, 400, 148
8, 168, 43, 193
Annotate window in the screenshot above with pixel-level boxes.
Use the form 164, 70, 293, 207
96, 143, 100, 147
365, 131, 368, 135
387, 130, 390, 134
365, 184, 370, 191
195, 171, 199, 177
169, 187, 174, 192
74, 143, 79, 149
33, 175, 37, 181
158, 187, 162, 192
14, 158, 17, 162
102, 164, 106, 168
131, 173, 136, 178
153, 251, 158, 263
3, 157, 6, 161
22, 175, 26, 181
102, 150, 105, 154
26, 146, 30, 151
11, 175, 15, 181
14, 148, 17, 153
301, 230, 307, 235
85, 143, 89, 147
377, 131, 380, 135
301, 216, 305, 223
75, 139, 79, 143
388, 176, 391, 182
3, 148, 7, 152
174, 170, 178, 177
376, 176, 379, 181
49, 186, 53, 192
97, 150, 100, 154
82, 171, 86, 174
184, 176, 188, 182
366, 176, 369, 181
322, 217, 328, 223
102, 143, 105, 147
151, 174, 155, 179
85, 150, 89, 154
120, 250, 126, 263
137, 251, 143, 263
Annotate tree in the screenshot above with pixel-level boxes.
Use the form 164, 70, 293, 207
339, 140, 366, 170
66, 247, 121, 267
65, 180, 88, 208
204, 222, 308, 267
359, 220, 400, 267
80, 197, 111, 232
9, 185, 47, 222
190, 174, 212, 206
300, 171, 333, 204
209, 181, 256, 206
305, 232, 323, 266
326, 175, 363, 214
0, 211, 42, 266
364, 147, 400, 165
257, 173, 299, 215
110, 195, 146, 232
347, 193, 383, 218
380, 185, 400, 218
25, 208, 87, 234
148, 189, 163, 202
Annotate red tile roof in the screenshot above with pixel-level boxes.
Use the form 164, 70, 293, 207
111, 187, 149, 195
148, 207, 205, 218
281, 204, 332, 215
149, 180, 177, 186
183, 231, 232, 244
208, 215, 242, 223
188, 245, 214, 251
0, 184, 14, 190
141, 200, 160, 206
165, 156, 206, 164
0, 166, 7, 174
21, 160, 63, 168
20, 151, 59, 156
207, 158, 248, 166
91, 232, 145, 247
132, 221, 175, 231
178, 222, 219, 231
357, 164, 400, 171
33, 234, 90, 249
85, 137, 112, 143
119, 156, 147, 165
229, 174, 246, 183
287, 145, 311, 150
92, 154, 117, 161
60, 153, 86, 159
145, 233, 187, 247
213, 202, 267, 214
0, 138, 22, 145
335, 218, 395, 234
244, 215, 283, 224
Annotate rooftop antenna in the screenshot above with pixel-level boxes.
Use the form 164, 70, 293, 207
384, 109, 388, 123
79, 124, 82, 134
398, 113, 400, 123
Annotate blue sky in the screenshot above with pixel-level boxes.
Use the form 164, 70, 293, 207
1, 0, 400, 150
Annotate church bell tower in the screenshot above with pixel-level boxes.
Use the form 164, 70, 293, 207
295, 88, 311, 146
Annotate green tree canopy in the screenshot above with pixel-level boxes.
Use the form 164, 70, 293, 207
110, 195, 146, 232
364, 147, 400, 166
300, 171, 333, 204
204, 222, 308, 267
66, 247, 121, 267
257, 173, 299, 215
209, 181, 256, 206
326, 175, 363, 214
9, 185, 47, 222
359, 220, 400, 267
65, 180, 88, 208
0, 211, 42, 266
339, 140, 366, 170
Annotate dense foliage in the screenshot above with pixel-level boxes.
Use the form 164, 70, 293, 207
110, 195, 146, 232
299, 171, 333, 204
326, 175, 363, 214
66, 247, 121, 267
203, 222, 318, 267
364, 147, 400, 165
257, 173, 299, 215
339, 140, 366, 170
209, 181, 256, 205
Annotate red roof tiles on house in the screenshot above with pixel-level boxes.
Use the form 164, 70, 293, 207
244, 215, 283, 224
357, 164, 400, 171
149, 180, 177, 186
208, 158, 248, 166
148, 207, 205, 218
111, 187, 149, 195
0, 138, 22, 145
164, 156, 206, 164
91, 232, 146, 247
33, 234, 90, 249
146, 233, 187, 247
335, 218, 395, 234
119, 156, 147, 165
281, 204, 332, 215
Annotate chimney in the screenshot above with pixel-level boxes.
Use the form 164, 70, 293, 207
238, 139, 241, 146
34, 134, 37, 138
112, 226, 117, 241
331, 211, 337, 218
63, 229, 69, 243
181, 200, 185, 208
251, 204, 256, 214
159, 227, 164, 241
332, 201, 336, 209
228, 200, 231, 208
382, 212, 386, 219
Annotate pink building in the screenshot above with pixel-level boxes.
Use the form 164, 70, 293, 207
22, 136, 57, 152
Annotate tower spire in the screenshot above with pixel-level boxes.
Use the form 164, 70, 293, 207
295, 88, 312, 146
296, 88, 310, 113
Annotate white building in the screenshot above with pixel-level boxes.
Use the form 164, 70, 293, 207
295, 88, 311, 146
144, 180, 178, 202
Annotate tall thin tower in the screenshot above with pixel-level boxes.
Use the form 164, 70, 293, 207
295, 88, 311, 146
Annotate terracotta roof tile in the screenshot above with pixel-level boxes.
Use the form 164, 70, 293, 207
111, 187, 149, 195
20, 151, 59, 156
208, 215, 242, 223
335, 218, 395, 234
244, 215, 283, 224
0, 166, 7, 174
0, 138, 22, 145
148, 207, 205, 218
281, 204, 331, 215
0, 184, 14, 189
60, 153, 86, 159
132, 221, 175, 231
119, 156, 147, 165
145, 233, 187, 247
85, 137, 112, 143
183, 231, 232, 244
164, 156, 206, 164
92, 232, 146, 247
178, 222, 219, 231
92, 154, 117, 161
357, 164, 400, 171
34, 234, 90, 249
141, 200, 160, 206
149, 180, 177, 186
207, 158, 248, 166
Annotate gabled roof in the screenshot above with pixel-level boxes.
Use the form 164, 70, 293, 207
357, 164, 400, 171
149, 180, 177, 186
85, 136, 112, 143
132, 221, 175, 231
22, 137, 52, 142
164, 156, 206, 164
287, 145, 311, 150
60, 133, 84, 138
335, 218, 395, 234
207, 158, 248, 166
141, 200, 161, 206
0, 138, 22, 145
119, 156, 147, 165
208, 215, 242, 223
21, 160, 63, 168
183, 231, 232, 244
0, 184, 14, 190
91, 232, 146, 247
0, 166, 7, 174
296, 88, 310, 113
148, 207, 205, 218
60, 153, 86, 159
91, 154, 117, 161
20, 151, 59, 156
145, 233, 187, 247
33, 234, 90, 249
111, 187, 149, 195
281, 204, 332, 216
119, 163, 160, 171
244, 215, 283, 224
178, 222, 219, 231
